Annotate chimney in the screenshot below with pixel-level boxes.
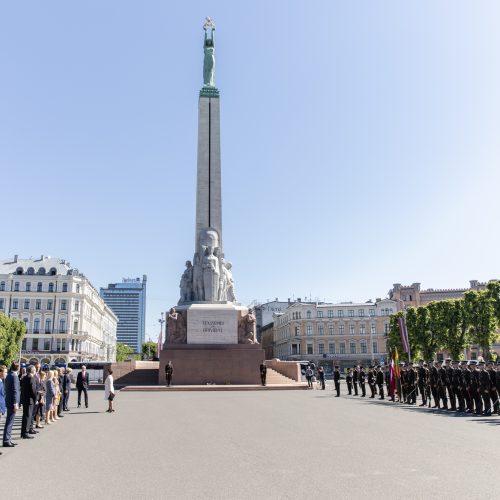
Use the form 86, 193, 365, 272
14, 254, 18, 263
288, 298, 291, 304
275, 297, 278, 302
297, 298, 302, 303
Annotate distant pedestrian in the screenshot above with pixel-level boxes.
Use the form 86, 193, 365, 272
21, 365, 37, 439
62, 368, 72, 411
165, 361, 174, 387
260, 363, 267, 386
2, 362, 20, 449
359, 366, 366, 397
346, 369, 353, 395
45, 370, 56, 425
376, 366, 385, 400
305, 366, 314, 388
353, 366, 359, 396
333, 366, 341, 397
317, 367, 326, 390
105, 369, 115, 413
76, 365, 89, 408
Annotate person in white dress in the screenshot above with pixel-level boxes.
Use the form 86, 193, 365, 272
104, 369, 115, 413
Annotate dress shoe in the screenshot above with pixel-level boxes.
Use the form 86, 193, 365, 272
28, 430, 38, 435
58, 415, 64, 418
21, 435, 34, 439
3, 442, 16, 447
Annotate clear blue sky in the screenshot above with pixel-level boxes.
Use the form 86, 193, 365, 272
2, 1, 499, 340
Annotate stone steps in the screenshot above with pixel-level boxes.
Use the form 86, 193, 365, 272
265, 368, 297, 385
121, 383, 308, 392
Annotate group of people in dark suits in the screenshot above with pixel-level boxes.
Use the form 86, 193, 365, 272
342, 365, 387, 399
0, 361, 91, 454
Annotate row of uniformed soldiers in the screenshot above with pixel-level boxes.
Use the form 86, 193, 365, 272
399, 359, 500, 416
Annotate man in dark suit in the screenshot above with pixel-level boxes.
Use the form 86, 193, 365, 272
352, 366, 359, 396
62, 368, 72, 411
333, 366, 341, 397
21, 365, 37, 439
0, 365, 6, 454
3, 362, 21, 448
359, 366, 366, 397
76, 366, 89, 408
376, 366, 385, 400
259, 363, 267, 386
165, 361, 173, 387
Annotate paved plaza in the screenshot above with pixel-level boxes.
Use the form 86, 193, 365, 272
2, 384, 499, 500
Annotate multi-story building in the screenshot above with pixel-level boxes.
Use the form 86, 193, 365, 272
272, 298, 397, 369
100, 276, 147, 353
0, 255, 118, 365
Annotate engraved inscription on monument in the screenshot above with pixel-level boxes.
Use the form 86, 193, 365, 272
187, 307, 238, 344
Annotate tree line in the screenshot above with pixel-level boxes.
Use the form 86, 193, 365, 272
0, 312, 26, 366
388, 281, 500, 361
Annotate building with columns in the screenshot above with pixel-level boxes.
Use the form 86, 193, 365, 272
272, 298, 397, 369
0, 255, 118, 365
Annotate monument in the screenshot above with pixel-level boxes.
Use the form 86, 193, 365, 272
159, 18, 264, 385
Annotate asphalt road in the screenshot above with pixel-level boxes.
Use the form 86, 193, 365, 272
1, 384, 499, 500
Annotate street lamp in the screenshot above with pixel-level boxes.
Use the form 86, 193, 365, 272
158, 312, 165, 356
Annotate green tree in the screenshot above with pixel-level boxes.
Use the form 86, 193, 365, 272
464, 290, 498, 360
116, 342, 135, 362
440, 299, 469, 360
0, 312, 26, 366
141, 341, 157, 360
485, 280, 500, 325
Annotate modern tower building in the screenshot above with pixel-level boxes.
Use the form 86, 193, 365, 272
100, 276, 147, 353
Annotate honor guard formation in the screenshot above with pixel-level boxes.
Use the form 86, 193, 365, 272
329, 359, 500, 416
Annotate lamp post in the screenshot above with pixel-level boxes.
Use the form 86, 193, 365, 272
158, 312, 165, 355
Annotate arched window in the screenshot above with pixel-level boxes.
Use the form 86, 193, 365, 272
59, 319, 66, 333
27, 267, 35, 275
49, 267, 57, 276
15, 267, 23, 275
0, 282, 5, 291
45, 319, 52, 333
33, 319, 40, 333
38, 267, 46, 275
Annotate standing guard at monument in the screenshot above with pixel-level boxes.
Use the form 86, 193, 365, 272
259, 362, 267, 386
165, 361, 174, 387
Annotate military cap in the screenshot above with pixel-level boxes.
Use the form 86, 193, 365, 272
486, 361, 494, 366
418, 359, 424, 363
445, 358, 451, 362
478, 361, 485, 366
452, 360, 459, 365
459, 360, 467, 365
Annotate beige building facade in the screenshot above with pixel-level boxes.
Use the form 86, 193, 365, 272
0, 255, 118, 365
272, 298, 397, 369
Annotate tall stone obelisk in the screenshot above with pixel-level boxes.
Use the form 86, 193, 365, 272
159, 19, 264, 385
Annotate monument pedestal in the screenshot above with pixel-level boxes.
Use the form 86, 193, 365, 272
159, 344, 264, 385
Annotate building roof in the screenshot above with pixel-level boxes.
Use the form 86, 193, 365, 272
0, 255, 79, 277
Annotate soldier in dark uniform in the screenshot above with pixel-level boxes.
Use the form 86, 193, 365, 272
384, 365, 391, 398
333, 366, 341, 397
459, 361, 470, 412
352, 366, 359, 396
165, 360, 173, 387
470, 361, 481, 415
478, 361, 491, 415
417, 360, 427, 407
451, 361, 463, 412
430, 361, 440, 408
496, 362, 500, 415
259, 362, 267, 386
368, 366, 376, 398
425, 362, 432, 408
437, 361, 448, 410
400, 365, 407, 403
376, 366, 385, 400
406, 363, 417, 405
359, 365, 366, 397
444, 359, 456, 411
486, 361, 498, 414
463, 361, 473, 413
346, 368, 353, 395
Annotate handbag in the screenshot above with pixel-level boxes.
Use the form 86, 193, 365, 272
108, 392, 115, 401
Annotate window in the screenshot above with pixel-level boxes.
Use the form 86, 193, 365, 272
369, 309, 375, 317
74, 301, 79, 312
73, 320, 78, 334
339, 342, 346, 354
358, 309, 364, 317
35, 300, 41, 310
361, 342, 367, 354
329, 343, 335, 354
328, 324, 334, 336
24, 299, 30, 310
384, 323, 390, 334
360, 323, 366, 335
49, 268, 57, 276
306, 310, 311, 319
319, 343, 324, 354
59, 319, 66, 333
33, 319, 40, 334
350, 342, 356, 354
12, 299, 18, 309
306, 325, 313, 336
327, 310, 333, 318
348, 309, 354, 317
27, 267, 34, 275
371, 324, 376, 334
26, 282, 31, 292
15, 267, 23, 275
22, 339, 27, 350
349, 324, 355, 335
44, 339, 51, 351
14, 282, 20, 292
337, 310, 344, 318
37, 282, 42, 292
339, 324, 345, 335
0, 282, 5, 291
47, 300, 53, 311
317, 311, 323, 318
60, 300, 67, 311
62, 283, 68, 292
470, 352, 477, 360
437, 353, 444, 362
0, 299, 4, 309
45, 319, 52, 333
48, 283, 54, 292
294, 325, 300, 336
32, 339, 39, 350
372, 342, 378, 354
307, 344, 313, 355
38, 267, 46, 275
318, 323, 324, 335
61, 340, 66, 351
76, 284, 80, 293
